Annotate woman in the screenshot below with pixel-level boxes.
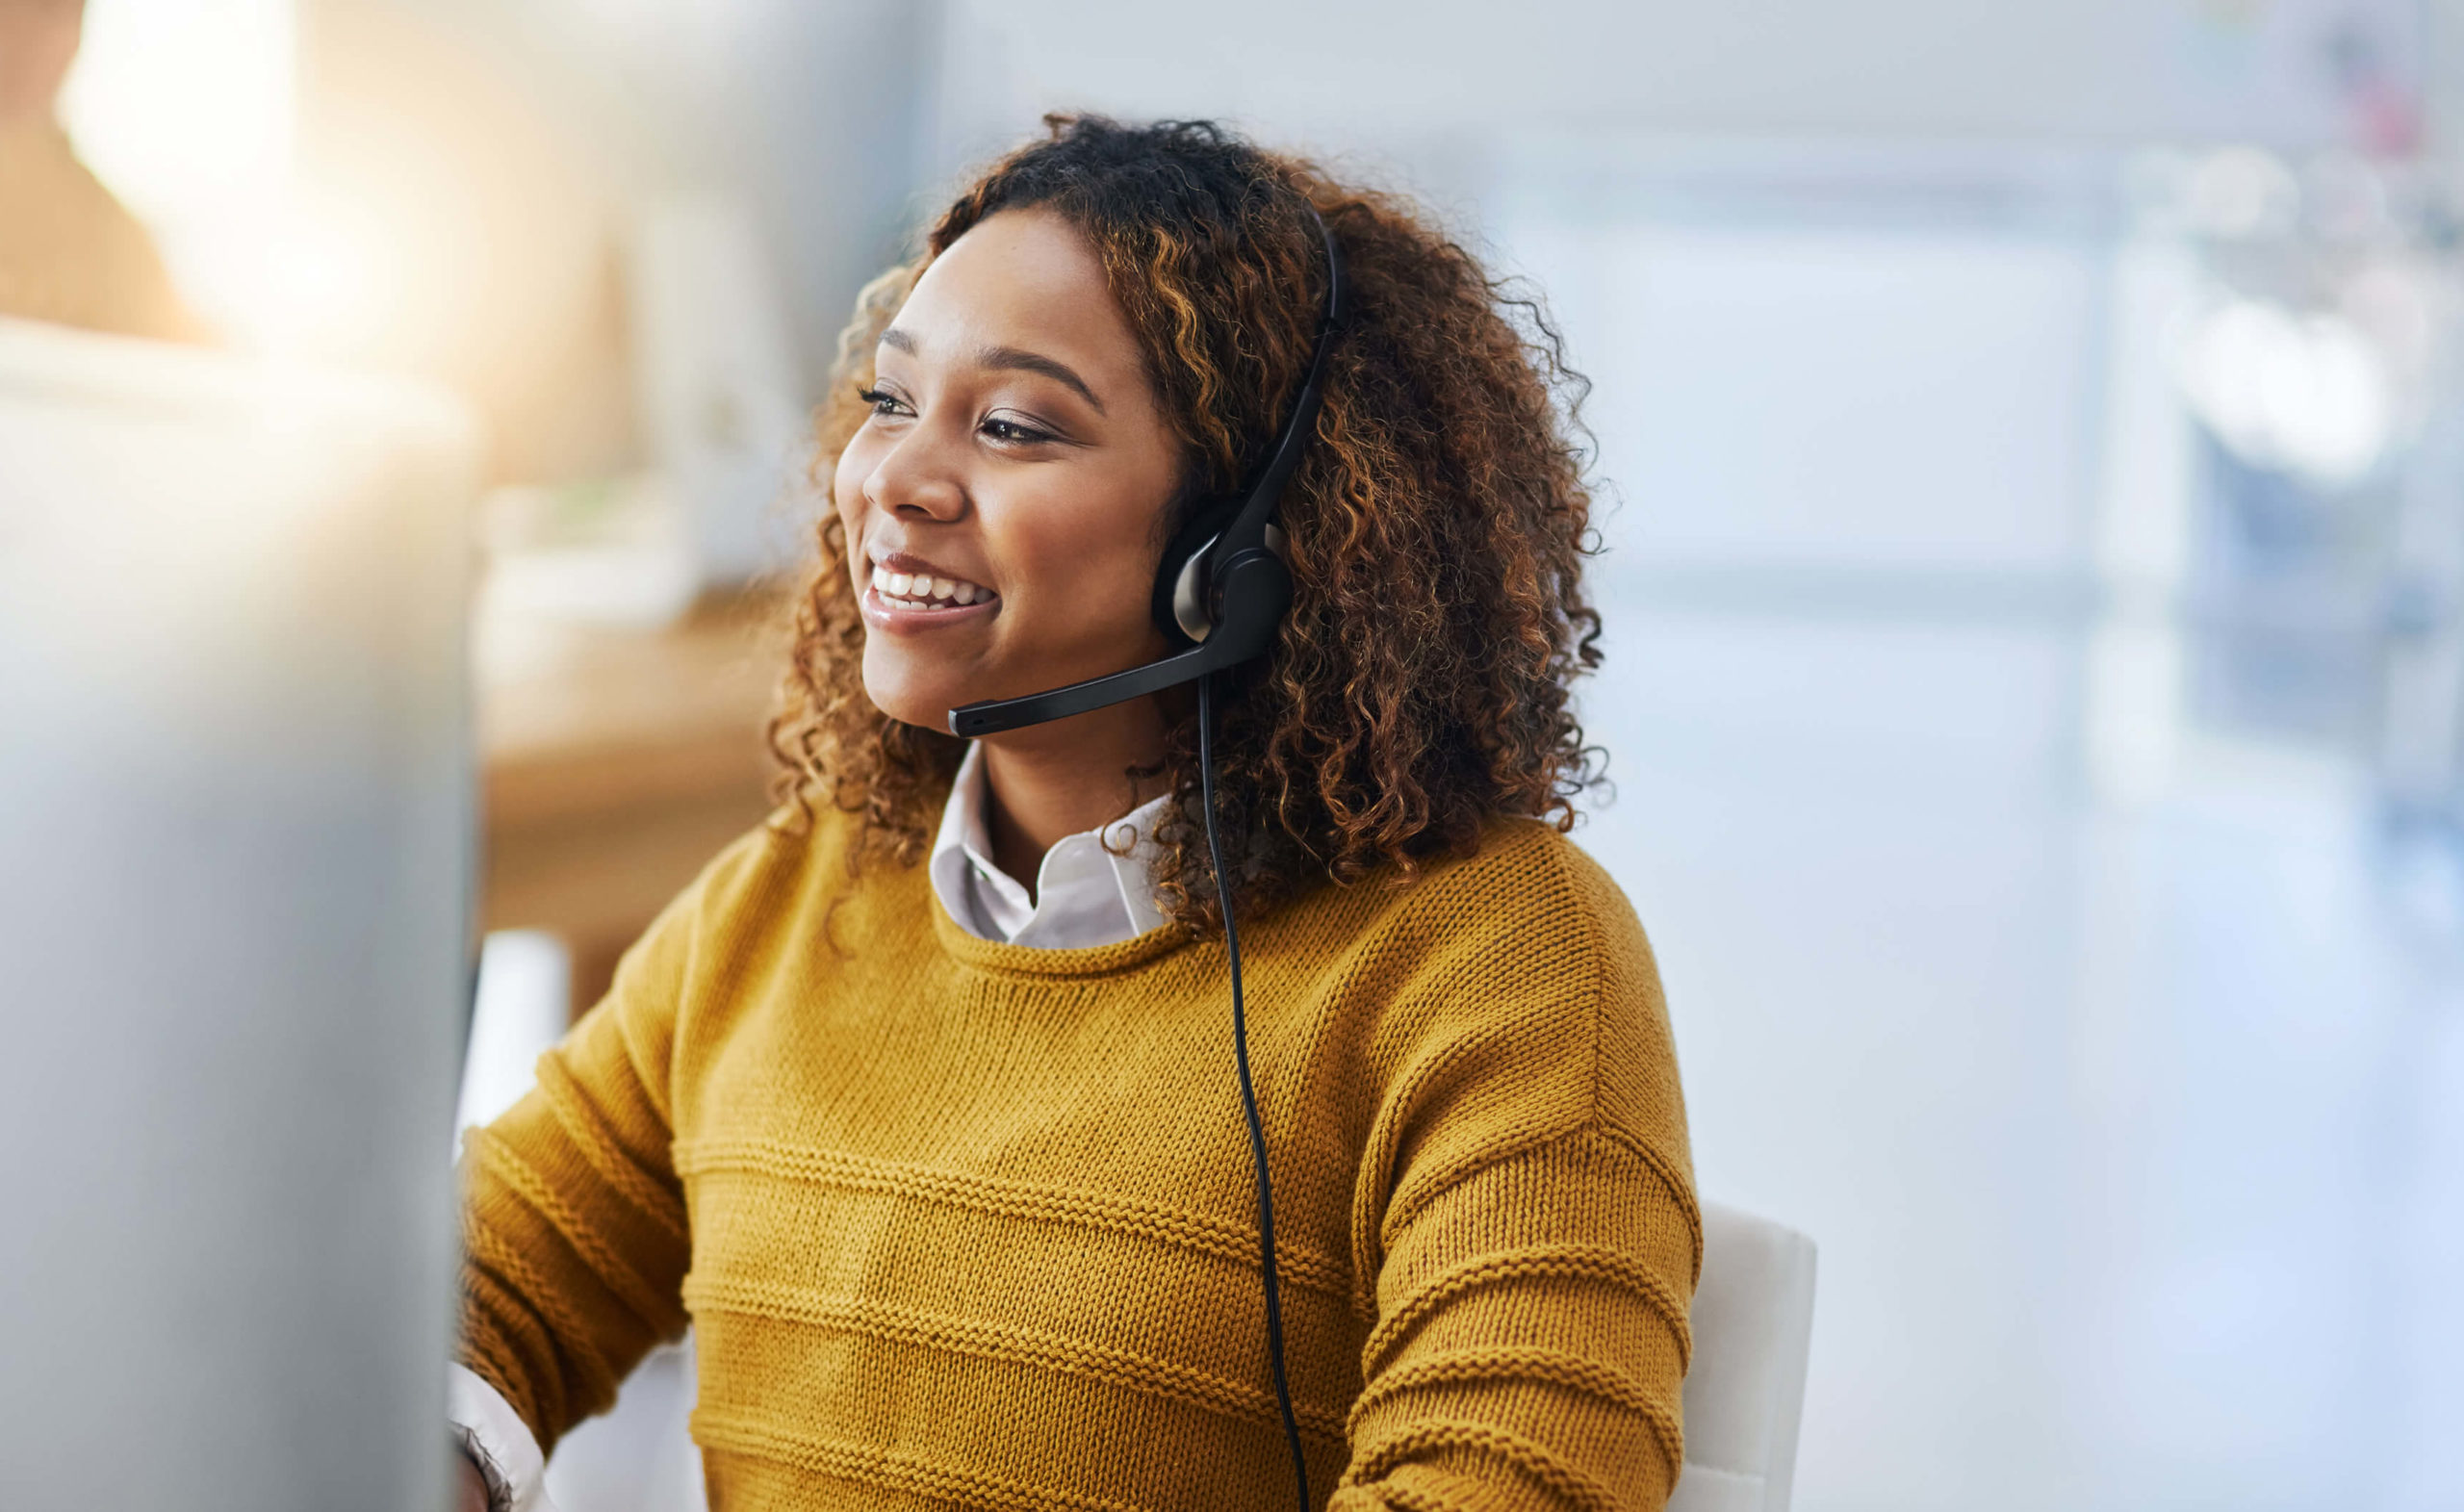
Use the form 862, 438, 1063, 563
451, 115, 1698, 1511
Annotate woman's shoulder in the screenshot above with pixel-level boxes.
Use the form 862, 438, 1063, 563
1317, 815, 1694, 1237
1296, 814, 1673, 1092
642, 800, 885, 954
1348, 815, 1654, 971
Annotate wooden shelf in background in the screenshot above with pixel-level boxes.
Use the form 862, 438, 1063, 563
479, 587, 790, 1015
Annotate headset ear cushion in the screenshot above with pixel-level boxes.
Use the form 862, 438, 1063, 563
1152, 497, 1241, 646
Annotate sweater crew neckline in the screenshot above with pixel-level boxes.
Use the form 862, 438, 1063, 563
927, 890, 1194, 978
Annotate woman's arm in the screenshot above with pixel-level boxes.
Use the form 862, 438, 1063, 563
451, 834, 754, 1454
1333, 836, 1701, 1509
1335, 1121, 1698, 1509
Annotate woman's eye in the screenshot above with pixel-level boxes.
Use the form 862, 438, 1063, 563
982, 417, 1054, 445
856, 385, 907, 417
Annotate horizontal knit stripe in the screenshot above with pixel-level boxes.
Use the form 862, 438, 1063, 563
1342, 1481, 1460, 1512
466, 1127, 679, 1335
532, 1054, 689, 1246
1363, 1244, 1693, 1377
1588, 1122, 1705, 1285
1356, 1464, 1545, 1512
1346, 1420, 1623, 1512
1345, 1345, 1683, 1482
684, 1270, 1349, 1442
1380, 1120, 1698, 1272
457, 1265, 565, 1441
693, 1410, 1160, 1512
1378, 1112, 1608, 1248
675, 1136, 1352, 1297
460, 1217, 619, 1426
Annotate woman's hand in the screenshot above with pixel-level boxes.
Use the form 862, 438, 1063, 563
450, 1445, 497, 1512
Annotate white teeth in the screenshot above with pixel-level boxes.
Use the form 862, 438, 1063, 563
868, 560, 991, 608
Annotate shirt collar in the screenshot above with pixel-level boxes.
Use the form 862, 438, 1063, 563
928, 743, 1171, 948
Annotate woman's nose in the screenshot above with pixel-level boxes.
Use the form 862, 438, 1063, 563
862, 422, 968, 522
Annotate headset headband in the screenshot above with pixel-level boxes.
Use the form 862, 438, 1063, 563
1195, 207, 1348, 576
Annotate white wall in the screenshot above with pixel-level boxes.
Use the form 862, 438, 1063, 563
1509, 215, 2105, 578
926, 0, 2426, 184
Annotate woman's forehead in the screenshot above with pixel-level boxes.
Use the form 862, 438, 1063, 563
888, 210, 1142, 383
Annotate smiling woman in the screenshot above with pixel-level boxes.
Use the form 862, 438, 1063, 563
775, 118, 1611, 932
449, 115, 1698, 1512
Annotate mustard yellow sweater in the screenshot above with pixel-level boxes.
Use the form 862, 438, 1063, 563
456, 810, 1699, 1510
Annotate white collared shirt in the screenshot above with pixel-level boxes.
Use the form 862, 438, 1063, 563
929, 741, 1172, 947
448, 743, 1170, 1502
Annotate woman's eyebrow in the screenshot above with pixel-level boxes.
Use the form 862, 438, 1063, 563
977, 346, 1106, 414
874, 326, 1106, 416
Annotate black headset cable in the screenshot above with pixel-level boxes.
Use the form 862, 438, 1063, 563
1196, 671, 1311, 1509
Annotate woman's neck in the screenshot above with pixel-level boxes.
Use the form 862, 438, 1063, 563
977, 698, 1169, 899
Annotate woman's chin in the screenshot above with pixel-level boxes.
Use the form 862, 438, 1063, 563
860, 654, 979, 735
865, 682, 957, 734
861, 638, 1170, 736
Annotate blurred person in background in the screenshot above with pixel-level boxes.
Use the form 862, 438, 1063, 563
0, 0, 202, 342
448, 116, 1698, 1511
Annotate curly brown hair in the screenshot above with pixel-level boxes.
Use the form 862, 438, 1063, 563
769, 115, 1603, 932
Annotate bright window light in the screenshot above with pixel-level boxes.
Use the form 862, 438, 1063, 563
59, 0, 295, 230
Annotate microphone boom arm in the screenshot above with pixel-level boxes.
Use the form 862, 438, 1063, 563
947, 549, 1291, 738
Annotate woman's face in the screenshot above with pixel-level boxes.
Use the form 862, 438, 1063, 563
834, 208, 1184, 735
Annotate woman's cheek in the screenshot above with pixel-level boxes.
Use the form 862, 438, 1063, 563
837, 448, 886, 571
832, 434, 880, 530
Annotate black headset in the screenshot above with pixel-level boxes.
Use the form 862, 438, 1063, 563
943, 202, 1344, 1510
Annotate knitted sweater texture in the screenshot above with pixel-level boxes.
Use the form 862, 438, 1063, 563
456, 809, 1699, 1510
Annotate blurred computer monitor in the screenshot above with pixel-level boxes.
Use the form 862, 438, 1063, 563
0, 319, 478, 1511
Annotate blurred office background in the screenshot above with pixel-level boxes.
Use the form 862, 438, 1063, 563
16, 1, 2464, 1508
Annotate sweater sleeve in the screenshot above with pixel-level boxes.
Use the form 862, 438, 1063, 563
452, 863, 707, 1453
1331, 836, 1700, 1511
1332, 1123, 1698, 1511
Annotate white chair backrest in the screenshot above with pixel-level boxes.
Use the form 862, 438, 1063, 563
1667, 1200, 1818, 1512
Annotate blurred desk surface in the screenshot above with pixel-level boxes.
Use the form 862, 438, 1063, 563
478, 588, 787, 1015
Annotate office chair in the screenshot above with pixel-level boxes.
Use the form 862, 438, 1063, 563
1668, 1200, 1819, 1512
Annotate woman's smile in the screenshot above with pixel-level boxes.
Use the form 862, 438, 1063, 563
860, 547, 1001, 631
